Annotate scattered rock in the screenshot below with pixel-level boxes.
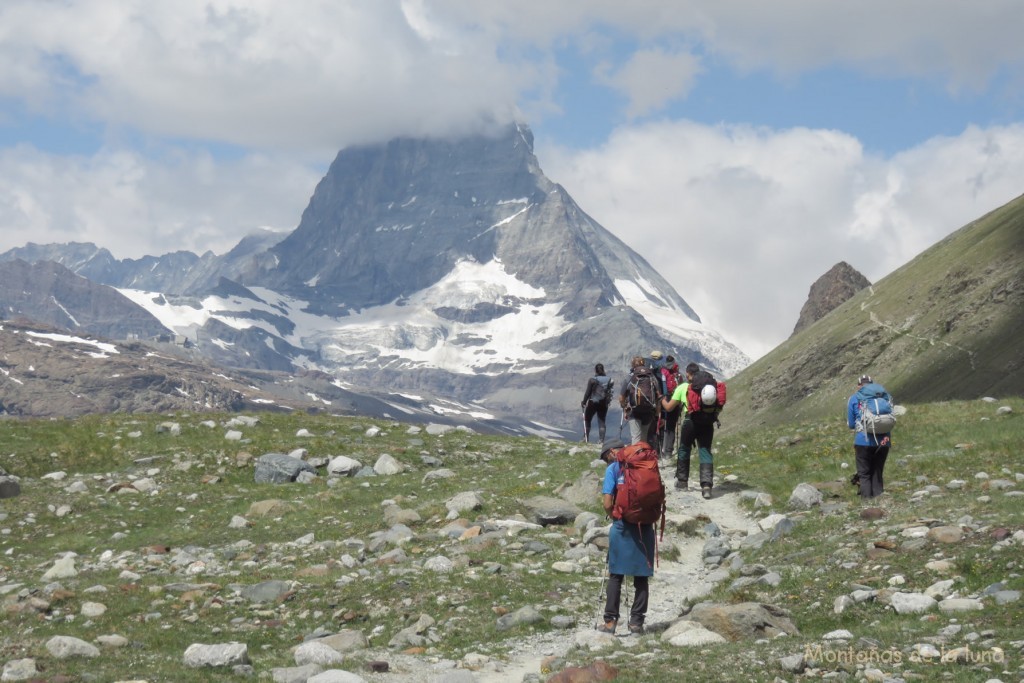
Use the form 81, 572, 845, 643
183, 642, 250, 668
890, 593, 936, 614
521, 496, 582, 526
682, 602, 799, 640
373, 454, 404, 475
1, 658, 38, 680
927, 526, 964, 543
496, 605, 544, 631
294, 641, 345, 667
787, 483, 823, 510
45, 636, 100, 659
0, 476, 22, 499
663, 620, 729, 647
254, 453, 316, 484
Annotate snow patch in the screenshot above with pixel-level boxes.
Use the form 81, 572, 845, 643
25, 331, 119, 356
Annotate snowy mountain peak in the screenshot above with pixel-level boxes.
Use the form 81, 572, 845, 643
3, 123, 749, 429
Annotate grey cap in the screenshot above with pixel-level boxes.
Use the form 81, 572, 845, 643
600, 437, 625, 461
858, 375, 872, 385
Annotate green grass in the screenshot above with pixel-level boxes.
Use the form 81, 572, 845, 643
0, 399, 1021, 681
565, 397, 1024, 682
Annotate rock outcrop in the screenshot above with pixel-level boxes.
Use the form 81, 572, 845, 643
791, 261, 870, 336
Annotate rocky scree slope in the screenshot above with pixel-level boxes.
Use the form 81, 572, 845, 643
0, 403, 1020, 682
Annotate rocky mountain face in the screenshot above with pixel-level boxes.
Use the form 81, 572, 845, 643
0, 259, 170, 340
790, 261, 871, 337
0, 124, 748, 431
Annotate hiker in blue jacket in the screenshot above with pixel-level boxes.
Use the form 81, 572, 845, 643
847, 374, 893, 498
596, 438, 654, 636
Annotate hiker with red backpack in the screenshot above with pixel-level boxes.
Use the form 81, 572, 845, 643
596, 438, 665, 636
662, 362, 726, 499
659, 355, 682, 456
618, 356, 662, 446
646, 350, 666, 452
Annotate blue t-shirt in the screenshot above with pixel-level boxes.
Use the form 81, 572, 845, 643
602, 461, 622, 495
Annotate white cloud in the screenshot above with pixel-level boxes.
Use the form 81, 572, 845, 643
539, 121, 1024, 360
595, 48, 702, 118
425, 1, 1024, 88
0, 1, 525, 150
0, 144, 320, 258
4, 2, 1023, 153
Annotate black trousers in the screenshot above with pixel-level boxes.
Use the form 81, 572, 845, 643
583, 401, 609, 442
603, 573, 649, 625
855, 443, 889, 497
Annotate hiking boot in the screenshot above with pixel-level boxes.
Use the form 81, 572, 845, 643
699, 463, 714, 497
595, 620, 617, 634
628, 622, 645, 635
674, 480, 687, 491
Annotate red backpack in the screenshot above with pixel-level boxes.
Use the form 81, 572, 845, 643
612, 443, 666, 538
661, 366, 679, 397
686, 371, 727, 414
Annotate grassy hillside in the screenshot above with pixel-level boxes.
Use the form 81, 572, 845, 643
0, 399, 1021, 682
723, 192, 1024, 433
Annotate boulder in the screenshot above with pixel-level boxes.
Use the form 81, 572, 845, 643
521, 496, 583, 526
254, 453, 316, 484
683, 602, 799, 641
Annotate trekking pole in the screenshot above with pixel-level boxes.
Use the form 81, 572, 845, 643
618, 409, 625, 439
582, 407, 588, 443
597, 549, 610, 623
674, 413, 682, 455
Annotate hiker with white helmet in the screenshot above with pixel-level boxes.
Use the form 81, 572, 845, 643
660, 362, 726, 499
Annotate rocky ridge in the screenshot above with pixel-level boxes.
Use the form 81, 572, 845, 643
0, 259, 171, 341
0, 319, 562, 436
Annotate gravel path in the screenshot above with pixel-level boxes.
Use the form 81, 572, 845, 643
471, 460, 757, 683
354, 458, 757, 683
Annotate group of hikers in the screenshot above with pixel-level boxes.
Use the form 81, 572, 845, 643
580, 351, 724, 498
584, 356, 895, 635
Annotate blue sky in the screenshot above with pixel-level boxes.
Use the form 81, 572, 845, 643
538, 37, 1023, 155
2, 1, 1023, 359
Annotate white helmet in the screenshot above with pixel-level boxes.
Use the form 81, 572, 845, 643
700, 384, 718, 406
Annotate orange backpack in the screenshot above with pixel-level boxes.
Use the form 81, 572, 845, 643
612, 442, 666, 535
